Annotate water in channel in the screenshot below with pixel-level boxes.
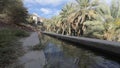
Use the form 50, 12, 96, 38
41, 34, 120, 68
7, 33, 120, 68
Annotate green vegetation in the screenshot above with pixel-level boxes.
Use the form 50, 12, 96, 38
43, 0, 120, 42
13, 29, 30, 37
0, 0, 28, 24
31, 43, 45, 50
0, 28, 29, 67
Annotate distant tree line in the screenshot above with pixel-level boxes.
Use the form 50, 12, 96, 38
0, 0, 28, 24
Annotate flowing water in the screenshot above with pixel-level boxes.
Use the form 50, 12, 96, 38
7, 33, 120, 68
41, 34, 120, 68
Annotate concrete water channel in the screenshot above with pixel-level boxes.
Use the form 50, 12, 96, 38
7, 32, 120, 68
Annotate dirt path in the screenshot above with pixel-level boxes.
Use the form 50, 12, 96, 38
7, 32, 46, 68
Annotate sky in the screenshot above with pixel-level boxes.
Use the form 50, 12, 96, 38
23, 0, 75, 18
23, 0, 111, 18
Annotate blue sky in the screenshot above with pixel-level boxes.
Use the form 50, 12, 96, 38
23, 0, 111, 18
23, 0, 74, 18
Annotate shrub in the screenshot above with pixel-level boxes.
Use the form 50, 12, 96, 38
0, 28, 29, 67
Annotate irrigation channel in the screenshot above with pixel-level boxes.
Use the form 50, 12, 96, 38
40, 32, 120, 68
7, 32, 120, 68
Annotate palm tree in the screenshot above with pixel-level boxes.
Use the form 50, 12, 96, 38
68, 0, 99, 36
59, 3, 76, 35
44, 16, 60, 32
51, 16, 60, 32
96, 0, 120, 41
43, 19, 52, 32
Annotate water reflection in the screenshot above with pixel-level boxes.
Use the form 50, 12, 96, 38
44, 43, 78, 68
41, 35, 120, 68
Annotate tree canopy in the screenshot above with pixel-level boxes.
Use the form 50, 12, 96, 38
42, 0, 120, 42
0, 0, 28, 24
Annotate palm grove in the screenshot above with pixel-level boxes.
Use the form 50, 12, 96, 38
43, 0, 120, 42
